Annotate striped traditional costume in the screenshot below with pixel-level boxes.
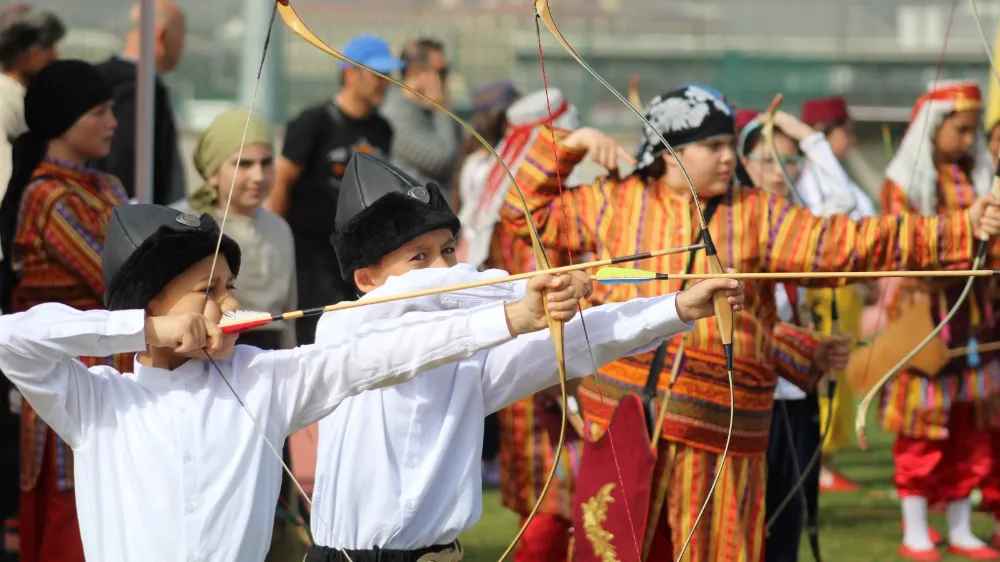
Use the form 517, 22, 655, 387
465, 89, 585, 561
878, 82, 1000, 561
499, 85, 989, 562
10, 158, 129, 562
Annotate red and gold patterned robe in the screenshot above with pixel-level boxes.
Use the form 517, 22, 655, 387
11, 158, 128, 562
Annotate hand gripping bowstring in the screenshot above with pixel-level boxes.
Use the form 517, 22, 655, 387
534, 2, 735, 560
854, 0, 1000, 447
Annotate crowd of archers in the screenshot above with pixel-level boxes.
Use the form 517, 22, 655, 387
8, 4, 1000, 562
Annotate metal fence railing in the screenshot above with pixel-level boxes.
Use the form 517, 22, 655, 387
29, 0, 1000, 132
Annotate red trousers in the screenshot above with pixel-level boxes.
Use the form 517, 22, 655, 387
893, 403, 991, 504
979, 430, 1000, 518
19, 434, 84, 562
515, 514, 571, 562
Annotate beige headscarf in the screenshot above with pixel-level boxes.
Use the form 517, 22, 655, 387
187, 107, 273, 214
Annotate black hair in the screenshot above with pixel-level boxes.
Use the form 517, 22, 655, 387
449, 96, 520, 209
0, 8, 65, 70
819, 117, 850, 137
399, 37, 444, 78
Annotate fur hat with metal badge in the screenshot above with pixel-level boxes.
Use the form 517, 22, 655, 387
331, 152, 460, 284
102, 204, 242, 311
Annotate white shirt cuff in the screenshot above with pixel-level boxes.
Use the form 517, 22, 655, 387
106, 309, 149, 354
469, 301, 515, 349
655, 292, 697, 334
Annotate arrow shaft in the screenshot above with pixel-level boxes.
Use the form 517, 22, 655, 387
597, 270, 997, 282
221, 244, 704, 330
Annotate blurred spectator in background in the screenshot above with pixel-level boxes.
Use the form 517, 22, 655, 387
382, 37, 461, 202
0, 59, 126, 562
266, 34, 400, 346
450, 80, 519, 212
93, 0, 186, 205
183, 107, 296, 352
0, 5, 64, 205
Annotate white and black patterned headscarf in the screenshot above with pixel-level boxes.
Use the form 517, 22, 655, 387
634, 84, 736, 173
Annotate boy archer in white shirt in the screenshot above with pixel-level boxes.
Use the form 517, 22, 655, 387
307, 152, 746, 562
0, 203, 591, 562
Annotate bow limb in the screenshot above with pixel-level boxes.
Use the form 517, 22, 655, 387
274, 3, 569, 559
856, 0, 1000, 448
628, 75, 642, 111
534, 2, 735, 560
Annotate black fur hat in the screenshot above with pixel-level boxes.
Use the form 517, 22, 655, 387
331, 152, 460, 283
103, 204, 242, 311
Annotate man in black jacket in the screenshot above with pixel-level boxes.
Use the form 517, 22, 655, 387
93, 0, 186, 205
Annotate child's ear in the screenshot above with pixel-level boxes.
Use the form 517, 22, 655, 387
353, 268, 378, 294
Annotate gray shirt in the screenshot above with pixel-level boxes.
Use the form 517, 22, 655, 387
380, 88, 461, 197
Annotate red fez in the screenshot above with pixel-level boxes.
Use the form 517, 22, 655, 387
800, 96, 849, 126
735, 109, 759, 134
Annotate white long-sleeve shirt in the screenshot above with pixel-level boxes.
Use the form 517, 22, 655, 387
311, 264, 695, 550
796, 133, 876, 220
0, 301, 516, 562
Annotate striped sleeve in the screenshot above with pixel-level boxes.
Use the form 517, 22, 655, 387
880, 178, 909, 215
771, 322, 823, 393
747, 187, 974, 282
498, 127, 604, 254
24, 182, 107, 297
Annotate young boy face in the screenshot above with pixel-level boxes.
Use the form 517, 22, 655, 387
353, 228, 458, 293
148, 255, 240, 358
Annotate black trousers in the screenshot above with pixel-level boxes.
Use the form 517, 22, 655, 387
482, 413, 499, 462
0, 373, 18, 562
765, 395, 821, 562
305, 542, 459, 562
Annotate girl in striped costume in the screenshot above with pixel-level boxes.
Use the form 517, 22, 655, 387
880, 81, 1000, 562
499, 84, 1000, 562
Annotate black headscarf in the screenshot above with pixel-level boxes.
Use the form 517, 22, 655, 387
0, 59, 113, 310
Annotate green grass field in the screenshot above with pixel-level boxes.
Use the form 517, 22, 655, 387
456, 407, 997, 561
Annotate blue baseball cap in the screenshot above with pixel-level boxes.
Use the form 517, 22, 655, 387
339, 35, 404, 73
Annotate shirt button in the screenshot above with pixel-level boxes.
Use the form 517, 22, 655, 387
187, 504, 195, 513
178, 406, 186, 413
184, 452, 193, 462
405, 500, 415, 510
170, 374, 179, 382
407, 460, 415, 468
188, 555, 196, 562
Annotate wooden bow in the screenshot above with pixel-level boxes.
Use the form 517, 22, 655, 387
533, 2, 736, 560
273, 2, 573, 559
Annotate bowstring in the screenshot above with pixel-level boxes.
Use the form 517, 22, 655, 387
198, 3, 348, 559
533, 14, 642, 560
